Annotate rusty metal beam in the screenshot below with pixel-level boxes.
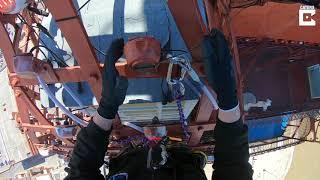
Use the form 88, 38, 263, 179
15, 97, 31, 124
231, 2, 320, 43
0, 20, 15, 73
9, 62, 206, 86
21, 123, 74, 146
194, 94, 216, 123
188, 123, 216, 146
21, 123, 55, 133
44, 0, 102, 100
168, 0, 208, 61
15, 87, 53, 126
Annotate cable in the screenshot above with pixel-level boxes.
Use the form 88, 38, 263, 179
18, 13, 71, 67
162, 49, 189, 54
71, 106, 90, 112
93, 46, 106, 56
37, 76, 88, 127
29, 45, 69, 67
77, 0, 92, 13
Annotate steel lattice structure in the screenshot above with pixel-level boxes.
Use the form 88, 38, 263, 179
0, 0, 319, 157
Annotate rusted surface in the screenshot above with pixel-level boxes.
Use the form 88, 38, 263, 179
124, 37, 161, 71
231, 2, 320, 43
9, 62, 206, 86
168, 0, 208, 61
15, 87, 53, 126
194, 94, 216, 123
44, 0, 102, 100
1, 0, 320, 156
0, 20, 15, 72
188, 123, 216, 146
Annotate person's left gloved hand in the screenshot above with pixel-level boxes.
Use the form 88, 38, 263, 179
97, 39, 128, 119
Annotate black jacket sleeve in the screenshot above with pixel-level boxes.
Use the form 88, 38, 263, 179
65, 121, 111, 180
212, 119, 253, 180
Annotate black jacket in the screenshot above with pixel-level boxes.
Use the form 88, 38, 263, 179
65, 119, 253, 180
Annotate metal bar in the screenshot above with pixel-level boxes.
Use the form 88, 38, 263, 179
0, 20, 15, 73
231, 3, 320, 43
168, 0, 208, 61
15, 87, 53, 126
25, 133, 39, 155
282, 136, 320, 143
188, 123, 215, 146
44, 0, 102, 100
9, 62, 205, 86
15, 97, 31, 124
21, 123, 74, 146
194, 94, 215, 123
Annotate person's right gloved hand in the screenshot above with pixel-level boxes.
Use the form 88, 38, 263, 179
97, 39, 128, 120
201, 29, 238, 111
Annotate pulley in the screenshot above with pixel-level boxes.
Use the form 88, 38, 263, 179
0, 0, 27, 14
124, 36, 161, 73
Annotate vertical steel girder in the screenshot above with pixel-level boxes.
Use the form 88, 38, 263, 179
0, 20, 15, 73
44, 0, 102, 100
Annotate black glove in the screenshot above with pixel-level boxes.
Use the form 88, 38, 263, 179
97, 39, 128, 119
201, 29, 238, 110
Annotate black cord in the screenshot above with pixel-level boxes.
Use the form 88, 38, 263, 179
71, 106, 90, 112
93, 46, 106, 56
77, 0, 91, 13
17, 13, 72, 67
29, 45, 69, 67
162, 49, 189, 54
38, 48, 48, 59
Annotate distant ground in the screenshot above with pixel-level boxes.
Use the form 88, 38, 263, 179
0, 66, 31, 171
285, 142, 320, 180
204, 146, 294, 180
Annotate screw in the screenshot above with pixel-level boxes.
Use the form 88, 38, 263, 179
197, 126, 203, 131
11, 78, 20, 86
15, 90, 22, 97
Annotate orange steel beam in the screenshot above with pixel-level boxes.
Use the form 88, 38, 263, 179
194, 95, 216, 123
21, 123, 74, 146
0, 20, 15, 73
231, 2, 320, 43
44, 0, 102, 100
9, 62, 206, 86
15, 87, 53, 126
168, 0, 208, 61
188, 123, 216, 146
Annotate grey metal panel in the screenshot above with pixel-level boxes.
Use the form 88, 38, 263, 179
308, 64, 320, 99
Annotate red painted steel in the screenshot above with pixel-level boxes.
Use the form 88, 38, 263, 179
0, 20, 15, 72
9, 62, 206, 86
44, 0, 102, 100
168, 0, 208, 61
231, 2, 320, 43
0, 0, 319, 156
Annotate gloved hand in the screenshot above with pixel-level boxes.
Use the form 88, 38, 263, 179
97, 39, 128, 119
201, 29, 238, 110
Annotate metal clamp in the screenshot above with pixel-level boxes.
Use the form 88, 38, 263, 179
167, 55, 201, 84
